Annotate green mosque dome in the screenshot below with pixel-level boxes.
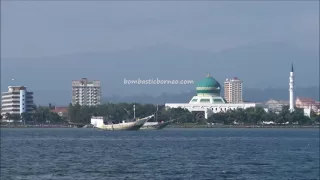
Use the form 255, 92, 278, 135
196, 74, 221, 96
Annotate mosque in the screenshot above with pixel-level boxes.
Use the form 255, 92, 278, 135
165, 74, 257, 120
165, 65, 312, 120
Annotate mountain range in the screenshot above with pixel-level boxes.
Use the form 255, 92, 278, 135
1, 41, 318, 105
103, 86, 319, 105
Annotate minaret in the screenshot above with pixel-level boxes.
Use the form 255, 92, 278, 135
289, 63, 295, 112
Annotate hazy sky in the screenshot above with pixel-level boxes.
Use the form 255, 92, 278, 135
1, 1, 319, 105
1, 1, 319, 58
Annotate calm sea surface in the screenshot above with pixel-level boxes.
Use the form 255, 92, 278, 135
1, 128, 319, 180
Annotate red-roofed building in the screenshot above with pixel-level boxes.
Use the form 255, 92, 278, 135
51, 107, 68, 118
296, 97, 320, 112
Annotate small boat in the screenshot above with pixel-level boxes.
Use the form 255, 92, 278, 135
82, 124, 95, 128
140, 104, 177, 130
91, 114, 154, 131
140, 118, 176, 130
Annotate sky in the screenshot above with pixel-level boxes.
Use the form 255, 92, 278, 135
1, 1, 319, 58
1, 1, 319, 105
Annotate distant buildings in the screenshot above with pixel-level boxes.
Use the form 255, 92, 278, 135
224, 77, 243, 103
296, 97, 320, 113
1, 86, 34, 116
265, 99, 289, 112
72, 78, 101, 106
264, 97, 320, 115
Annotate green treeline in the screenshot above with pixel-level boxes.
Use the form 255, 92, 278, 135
1, 103, 319, 126
1, 106, 65, 124
67, 103, 194, 124
68, 103, 319, 125
207, 106, 320, 125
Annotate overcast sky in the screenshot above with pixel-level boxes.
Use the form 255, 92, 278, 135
1, 1, 319, 58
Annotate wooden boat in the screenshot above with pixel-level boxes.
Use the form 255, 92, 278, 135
90, 115, 154, 131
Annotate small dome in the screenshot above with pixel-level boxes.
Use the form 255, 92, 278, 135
196, 74, 221, 96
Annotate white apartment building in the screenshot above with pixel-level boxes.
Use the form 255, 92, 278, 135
72, 78, 101, 106
1, 86, 34, 116
224, 77, 243, 103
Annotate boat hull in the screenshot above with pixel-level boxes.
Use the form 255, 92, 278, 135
140, 121, 172, 130
95, 115, 153, 131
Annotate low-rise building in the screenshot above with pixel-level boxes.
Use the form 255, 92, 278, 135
50, 107, 68, 118
265, 99, 289, 112
296, 97, 320, 112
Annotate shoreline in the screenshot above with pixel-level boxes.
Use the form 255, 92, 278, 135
0, 124, 319, 129
0, 125, 75, 128
168, 124, 320, 128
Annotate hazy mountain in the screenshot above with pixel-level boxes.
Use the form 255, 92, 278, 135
1, 42, 318, 105
102, 86, 319, 105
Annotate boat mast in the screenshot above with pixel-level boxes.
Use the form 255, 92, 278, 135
156, 104, 158, 122
133, 104, 136, 119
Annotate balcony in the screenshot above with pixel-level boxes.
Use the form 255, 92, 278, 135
2, 96, 20, 100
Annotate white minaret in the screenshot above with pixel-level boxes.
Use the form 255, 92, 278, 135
289, 63, 295, 112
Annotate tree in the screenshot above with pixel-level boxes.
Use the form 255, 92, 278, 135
310, 111, 320, 124
62, 103, 316, 126
26, 106, 65, 124
5, 113, 11, 120
21, 112, 32, 124
315, 115, 320, 124
204, 106, 315, 125
11, 114, 21, 121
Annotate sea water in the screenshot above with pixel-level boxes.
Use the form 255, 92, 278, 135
1, 128, 319, 180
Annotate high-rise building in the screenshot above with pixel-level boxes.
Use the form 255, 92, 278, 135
1, 86, 34, 116
72, 78, 101, 106
224, 77, 243, 103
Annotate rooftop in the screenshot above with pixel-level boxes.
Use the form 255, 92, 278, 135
296, 97, 316, 103
51, 107, 68, 113
225, 77, 242, 82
